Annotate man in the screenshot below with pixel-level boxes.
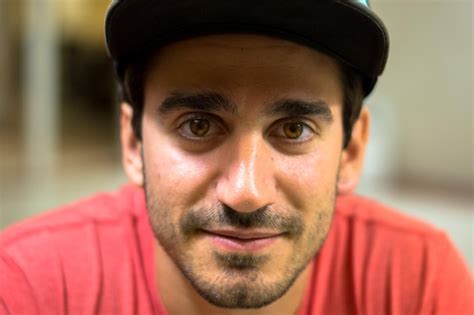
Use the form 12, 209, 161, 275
1, 0, 472, 314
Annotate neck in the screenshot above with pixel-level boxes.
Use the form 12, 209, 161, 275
154, 242, 313, 315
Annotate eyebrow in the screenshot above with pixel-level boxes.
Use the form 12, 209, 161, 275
158, 91, 237, 115
158, 90, 333, 123
265, 98, 334, 123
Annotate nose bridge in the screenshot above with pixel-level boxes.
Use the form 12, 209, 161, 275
216, 132, 275, 213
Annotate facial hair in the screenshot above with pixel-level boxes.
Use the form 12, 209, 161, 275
142, 163, 336, 309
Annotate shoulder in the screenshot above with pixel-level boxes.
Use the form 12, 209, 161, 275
0, 184, 150, 314
331, 194, 453, 271
0, 184, 147, 273
1, 184, 145, 251
319, 194, 473, 314
333, 194, 447, 241
328, 194, 453, 272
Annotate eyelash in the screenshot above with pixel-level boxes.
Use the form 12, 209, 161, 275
268, 118, 318, 144
175, 113, 318, 144
176, 113, 226, 143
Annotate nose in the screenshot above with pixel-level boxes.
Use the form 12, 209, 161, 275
216, 133, 276, 213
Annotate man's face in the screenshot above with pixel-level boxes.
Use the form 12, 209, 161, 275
139, 34, 345, 308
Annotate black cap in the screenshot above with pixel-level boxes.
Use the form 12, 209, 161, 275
105, 0, 389, 96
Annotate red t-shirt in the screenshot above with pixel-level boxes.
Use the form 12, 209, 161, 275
1, 185, 472, 315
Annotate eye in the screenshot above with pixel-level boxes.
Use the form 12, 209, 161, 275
189, 119, 210, 136
270, 120, 315, 143
283, 122, 304, 139
177, 116, 225, 140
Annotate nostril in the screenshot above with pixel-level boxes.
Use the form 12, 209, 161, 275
215, 138, 275, 213
215, 172, 274, 213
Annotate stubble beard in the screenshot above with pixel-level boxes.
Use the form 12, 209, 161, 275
143, 169, 336, 309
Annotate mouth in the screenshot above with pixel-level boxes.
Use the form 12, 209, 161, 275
201, 229, 284, 252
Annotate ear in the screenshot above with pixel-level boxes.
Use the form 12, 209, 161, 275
337, 106, 371, 195
120, 102, 144, 186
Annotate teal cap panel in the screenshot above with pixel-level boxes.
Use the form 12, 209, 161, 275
354, 0, 369, 7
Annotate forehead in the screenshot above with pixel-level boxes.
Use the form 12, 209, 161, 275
144, 34, 344, 107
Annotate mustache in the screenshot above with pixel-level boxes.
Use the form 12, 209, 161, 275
180, 204, 304, 237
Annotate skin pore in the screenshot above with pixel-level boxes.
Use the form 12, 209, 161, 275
120, 34, 370, 315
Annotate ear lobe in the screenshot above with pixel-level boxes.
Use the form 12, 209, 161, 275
337, 176, 356, 195
120, 102, 144, 186
337, 106, 371, 195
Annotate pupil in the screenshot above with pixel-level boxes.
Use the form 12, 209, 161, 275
191, 119, 209, 136
285, 123, 302, 139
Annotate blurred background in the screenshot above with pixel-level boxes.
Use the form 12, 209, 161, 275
0, 0, 472, 269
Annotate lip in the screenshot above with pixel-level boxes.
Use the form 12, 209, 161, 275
202, 229, 284, 252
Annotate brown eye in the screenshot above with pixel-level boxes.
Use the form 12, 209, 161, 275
283, 123, 303, 139
178, 115, 225, 142
189, 119, 210, 136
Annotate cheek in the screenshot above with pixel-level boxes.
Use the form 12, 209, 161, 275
275, 145, 341, 209
146, 145, 207, 188
142, 129, 219, 211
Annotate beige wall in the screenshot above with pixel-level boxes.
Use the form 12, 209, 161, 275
369, 1, 473, 189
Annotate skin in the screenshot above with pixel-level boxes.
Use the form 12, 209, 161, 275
120, 34, 370, 315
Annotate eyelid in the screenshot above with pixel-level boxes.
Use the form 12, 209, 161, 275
270, 117, 318, 133
176, 112, 224, 126
176, 112, 227, 141
268, 118, 318, 143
